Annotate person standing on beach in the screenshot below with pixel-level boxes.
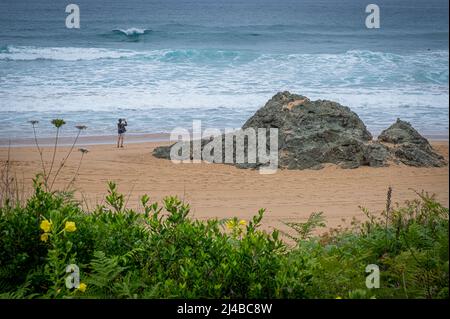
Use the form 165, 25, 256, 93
117, 118, 127, 148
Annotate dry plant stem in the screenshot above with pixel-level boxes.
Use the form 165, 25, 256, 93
5, 141, 11, 200
80, 190, 90, 212
31, 124, 47, 184
14, 172, 19, 204
0, 141, 24, 207
50, 129, 82, 191
20, 171, 25, 204
46, 127, 60, 189
386, 187, 392, 225
124, 181, 137, 209
65, 151, 85, 191
0, 142, 12, 205
385, 186, 392, 250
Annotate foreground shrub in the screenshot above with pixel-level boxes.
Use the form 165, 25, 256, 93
0, 179, 448, 299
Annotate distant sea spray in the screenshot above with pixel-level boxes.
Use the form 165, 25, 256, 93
112, 28, 151, 36
109, 28, 152, 41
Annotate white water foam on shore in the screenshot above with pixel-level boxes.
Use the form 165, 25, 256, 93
1, 46, 448, 138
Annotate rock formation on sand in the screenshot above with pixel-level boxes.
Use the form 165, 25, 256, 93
153, 91, 446, 170
240, 91, 388, 169
378, 118, 446, 167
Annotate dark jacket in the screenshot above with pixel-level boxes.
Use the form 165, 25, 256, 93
118, 121, 127, 134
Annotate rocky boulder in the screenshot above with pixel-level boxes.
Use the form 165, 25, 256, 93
153, 92, 446, 170
378, 119, 446, 167
240, 91, 387, 169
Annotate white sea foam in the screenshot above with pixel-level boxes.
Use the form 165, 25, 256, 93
112, 28, 150, 36
0, 46, 448, 137
1, 46, 448, 85
0, 46, 140, 61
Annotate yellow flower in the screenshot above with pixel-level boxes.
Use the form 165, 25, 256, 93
226, 220, 235, 230
40, 219, 52, 233
78, 282, 87, 293
40, 233, 49, 242
64, 221, 77, 232
336, 296, 342, 299
239, 220, 247, 226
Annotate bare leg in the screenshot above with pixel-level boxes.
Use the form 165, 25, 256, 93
120, 135, 124, 147
117, 135, 120, 148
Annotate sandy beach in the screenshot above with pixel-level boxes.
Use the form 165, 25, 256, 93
1, 139, 448, 233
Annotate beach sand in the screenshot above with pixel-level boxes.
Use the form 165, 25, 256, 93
1, 140, 448, 234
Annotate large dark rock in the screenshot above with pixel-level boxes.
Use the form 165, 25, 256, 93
378, 119, 446, 167
240, 91, 381, 169
153, 92, 446, 170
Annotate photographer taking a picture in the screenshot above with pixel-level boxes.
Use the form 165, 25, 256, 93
117, 118, 127, 148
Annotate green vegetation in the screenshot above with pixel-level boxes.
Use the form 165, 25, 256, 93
0, 118, 447, 299
0, 177, 448, 299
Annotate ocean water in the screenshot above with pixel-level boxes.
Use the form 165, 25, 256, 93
0, 0, 448, 139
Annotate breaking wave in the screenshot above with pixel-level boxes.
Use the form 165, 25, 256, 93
111, 28, 152, 36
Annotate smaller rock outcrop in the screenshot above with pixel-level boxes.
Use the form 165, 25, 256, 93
378, 119, 446, 167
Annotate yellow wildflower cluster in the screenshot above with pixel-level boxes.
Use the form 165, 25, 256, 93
64, 221, 77, 232
39, 219, 77, 242
226, 219, 247, 230
39, 219, 52, 242
40, 233, 49, 242
40, 219, 52, 233
78, 282, 87, 293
